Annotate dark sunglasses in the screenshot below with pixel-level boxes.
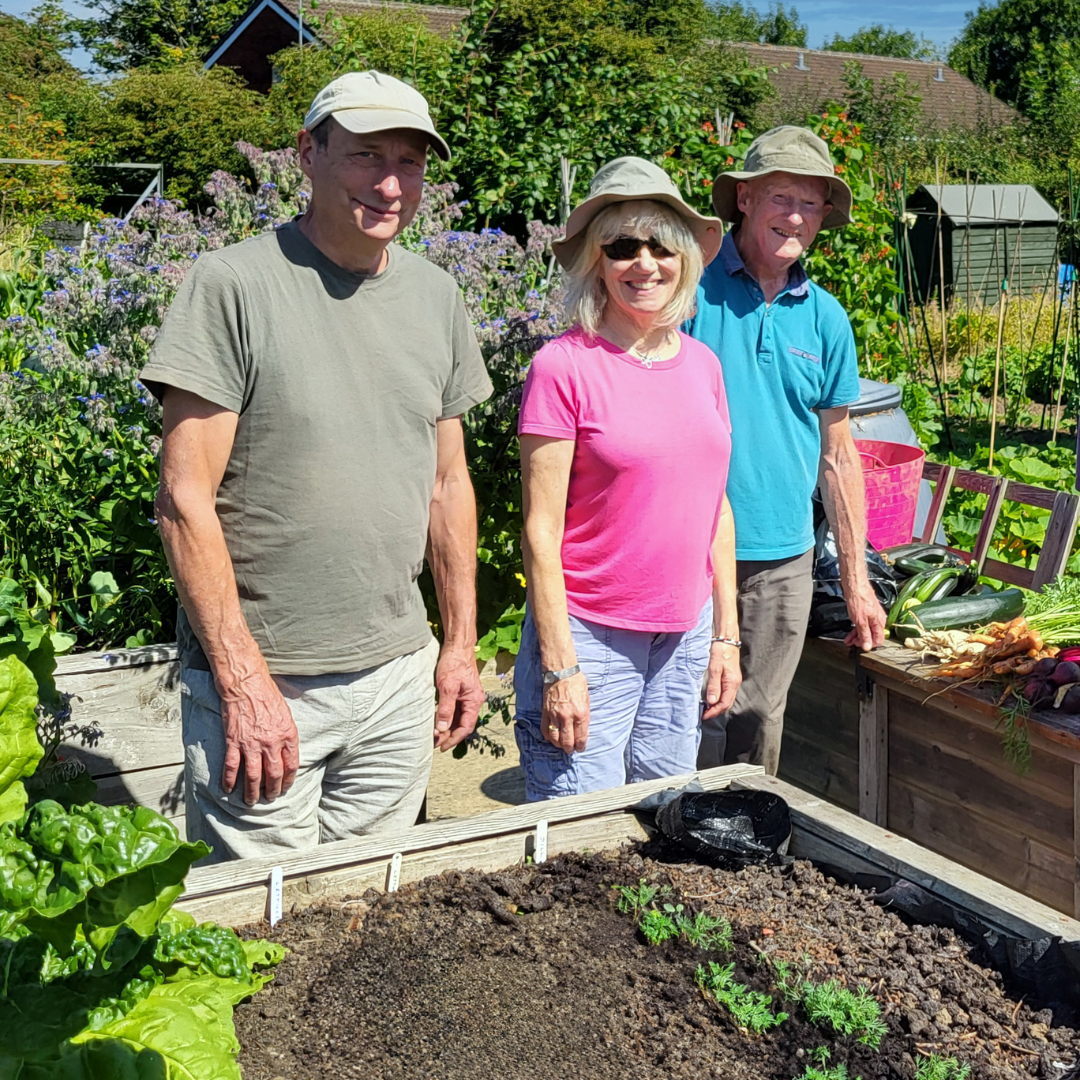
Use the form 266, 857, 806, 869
600, 235, 675, 261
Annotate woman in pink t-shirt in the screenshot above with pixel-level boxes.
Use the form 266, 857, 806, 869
514, 156, 741, 801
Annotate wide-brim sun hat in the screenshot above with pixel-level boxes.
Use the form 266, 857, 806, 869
303, 70, 451, 162
710, 125, 853, 230
552, 156, 723, 270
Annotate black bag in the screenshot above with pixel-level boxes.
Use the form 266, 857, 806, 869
808, 497, 899, 637
653, 789, 792, 869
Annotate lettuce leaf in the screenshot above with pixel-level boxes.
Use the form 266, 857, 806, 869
0, 655, 42, 825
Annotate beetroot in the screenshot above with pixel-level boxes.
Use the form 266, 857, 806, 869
1057, 646, 1080, 663
1032, 657, 1059, 677
1060, 685, 1080, 714
1022, 679, 1054, 707
1050, 660, 1080, 686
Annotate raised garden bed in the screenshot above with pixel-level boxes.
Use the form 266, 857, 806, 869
233, 846, 1080, 1080
164, 768, 1080, 1080
783, 637, 1080, 918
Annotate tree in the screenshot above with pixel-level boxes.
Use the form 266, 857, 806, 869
824, 24, 938, 60
841, 61, 923, 156
45, 66, 276, 208
949, 0, 1080, 111
76, 0, 250, 72
0, 7, 76, 94
708, 1, 806, 45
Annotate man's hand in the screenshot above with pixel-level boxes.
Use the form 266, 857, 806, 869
703, 642, 742, 719
542, 670, 589, 754
843, 580, 887, 651
434, 644, 486, 752
219, 670, 299, 805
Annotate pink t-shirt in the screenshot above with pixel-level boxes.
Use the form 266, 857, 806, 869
519, 327, 732, 632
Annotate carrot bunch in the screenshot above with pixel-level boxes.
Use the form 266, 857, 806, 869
935, 617, 1057, 680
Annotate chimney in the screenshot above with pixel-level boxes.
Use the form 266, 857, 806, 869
795, 51, 809, 70
934, 65, 945, 82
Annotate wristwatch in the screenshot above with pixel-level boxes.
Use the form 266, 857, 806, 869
542, 664, 581, 686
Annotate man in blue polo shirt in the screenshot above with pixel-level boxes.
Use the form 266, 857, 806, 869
689, 126, 886, 775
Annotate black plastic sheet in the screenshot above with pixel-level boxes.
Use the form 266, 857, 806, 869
647, 789, 792, 869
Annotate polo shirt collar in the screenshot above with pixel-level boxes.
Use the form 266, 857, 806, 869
718, 229, 810, 299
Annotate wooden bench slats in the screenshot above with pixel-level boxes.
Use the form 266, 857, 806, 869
918, 461, 1078, 589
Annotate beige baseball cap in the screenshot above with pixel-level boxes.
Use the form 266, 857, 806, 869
303, 70, 451, 162
552, 156, 723, 270
711, 125, 853, 229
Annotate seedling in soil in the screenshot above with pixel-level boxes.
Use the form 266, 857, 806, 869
797, 981, 888, 1049
639, 908, 679, 945
914, 1054, 972, 1080
615, 880, 664, 917
696, 961, 789, 1034
795, 1047, 858, 1080
676, 910, 733, 952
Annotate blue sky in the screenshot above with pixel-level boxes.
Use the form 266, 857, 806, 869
3, 0, 976, 68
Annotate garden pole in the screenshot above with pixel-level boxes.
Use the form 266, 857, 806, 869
936, 158, 950, 416
1052, 282, 1075, 443
989, 277, 1009, 469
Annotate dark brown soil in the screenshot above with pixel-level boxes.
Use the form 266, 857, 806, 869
234, 847, 1080, 1080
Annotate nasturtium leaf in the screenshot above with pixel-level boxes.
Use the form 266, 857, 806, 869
0, 654, 43, 822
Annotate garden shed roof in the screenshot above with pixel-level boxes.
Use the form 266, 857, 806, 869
728, 44, 1018, 131
913, 184, 1059, 225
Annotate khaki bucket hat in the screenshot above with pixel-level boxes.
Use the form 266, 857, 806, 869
304, 70, 451, 162
552, 156, 723, 270
711, 126, 853, 229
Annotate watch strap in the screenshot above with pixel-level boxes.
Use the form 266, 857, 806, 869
542, 664, 581, 685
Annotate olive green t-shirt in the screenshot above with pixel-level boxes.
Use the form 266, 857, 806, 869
141, 222, 493, 676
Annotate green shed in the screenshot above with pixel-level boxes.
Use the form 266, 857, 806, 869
904, 184, 1059, 307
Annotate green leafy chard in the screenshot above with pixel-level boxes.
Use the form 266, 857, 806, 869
0, 654, 43, 825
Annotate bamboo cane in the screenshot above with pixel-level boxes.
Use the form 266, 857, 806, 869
989, 277, 1009, 469
935, 158, 949, 415
1052, 283, 1075, 443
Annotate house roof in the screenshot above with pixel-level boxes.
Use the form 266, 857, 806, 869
730, 44, 1018, 130
910, 184, 1059, 225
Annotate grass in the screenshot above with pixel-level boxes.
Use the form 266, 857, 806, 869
696, 961, 789, 1034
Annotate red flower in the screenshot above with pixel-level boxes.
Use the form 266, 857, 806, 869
733, 120, 745, 129
725, 156, 735, 165
702, 120, 715, 132
834, 164, 845, 174
703, 178, 713, 186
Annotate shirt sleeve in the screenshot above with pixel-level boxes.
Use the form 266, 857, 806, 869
518, 341, 578, 439
440, 289, 493, 418
139, 254, 249, 412
817, 296, 861, 410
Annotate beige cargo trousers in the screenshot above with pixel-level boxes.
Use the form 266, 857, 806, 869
182, 637, 439, 864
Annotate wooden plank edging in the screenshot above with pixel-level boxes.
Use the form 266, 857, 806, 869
55, 643, 179, 676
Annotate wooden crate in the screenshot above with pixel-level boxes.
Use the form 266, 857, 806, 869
784, 637, 1080, 918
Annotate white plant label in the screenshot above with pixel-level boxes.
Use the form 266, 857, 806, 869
268, 866, 283, 927
535, 820, 548, 864
387, 852, 403, 893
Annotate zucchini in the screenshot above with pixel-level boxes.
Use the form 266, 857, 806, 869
894, 549, 968, 576
914, 566, 963, 603
882, 542, 939, 562
885, 569, 939, 631
891, 588, 1026, 641
926, 574, 961, 603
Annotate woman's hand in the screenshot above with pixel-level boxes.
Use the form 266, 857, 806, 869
542, 671, 590, 753
702, 641, 741, 720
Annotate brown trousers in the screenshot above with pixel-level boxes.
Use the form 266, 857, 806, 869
697, 549, 814, 776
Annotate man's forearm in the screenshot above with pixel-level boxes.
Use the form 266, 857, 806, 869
156, 485, 266, 692
427, 468, 479, 651
819, 435, 869, 594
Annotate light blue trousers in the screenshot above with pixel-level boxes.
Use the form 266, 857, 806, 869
513, 601, 711, 801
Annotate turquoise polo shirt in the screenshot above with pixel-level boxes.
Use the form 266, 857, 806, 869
687, 231, 860, 561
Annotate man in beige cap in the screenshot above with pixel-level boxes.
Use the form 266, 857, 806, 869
141, 71, 493, 861
688, 125, 886, 776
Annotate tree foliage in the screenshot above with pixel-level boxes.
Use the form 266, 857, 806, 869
708, 1, 807, 45
76, 0, 250, 72
824, 24, 938, 60
949, 0, 1080, 111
